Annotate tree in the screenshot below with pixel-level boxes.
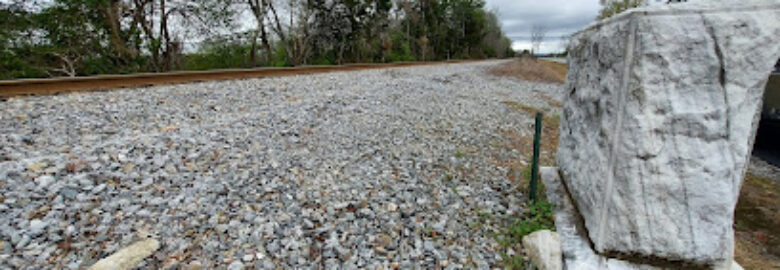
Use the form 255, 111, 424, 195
530, 24, 545, 56
130, 0, 235, 71
245, 0, 273, 66
0, 0, 515, 79
480, 10, 504, 58
598, 0, 645, 20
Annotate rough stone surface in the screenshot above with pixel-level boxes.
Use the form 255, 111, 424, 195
0, 60, 564, 268
521, 229, 562, 270
227, 261, 244, 270
88, 238, 160, 270
558, 1, 780, 266
541, 167, 744, 270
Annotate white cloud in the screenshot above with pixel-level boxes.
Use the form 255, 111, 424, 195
486, 0, 601, 53
511, 40, 565, 54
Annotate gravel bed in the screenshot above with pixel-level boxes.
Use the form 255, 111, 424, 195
0, 60, 563, 269
748, 156, 780, 183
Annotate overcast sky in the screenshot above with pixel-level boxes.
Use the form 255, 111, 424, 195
485, 0, 601, 54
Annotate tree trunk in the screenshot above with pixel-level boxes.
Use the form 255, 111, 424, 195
101, 0, 133, 60
267, 0, 291, 65
134, 0, 161, 71
250, 30, 258, 67
259, 23, 272, 64
160, 0, 172, 71
248, 0, 272, 65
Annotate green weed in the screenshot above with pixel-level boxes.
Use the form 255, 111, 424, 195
497, 200, 555, 269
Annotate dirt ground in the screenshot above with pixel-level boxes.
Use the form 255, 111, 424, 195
734, 172, 780, 269
492, 57, 780, 269
488, 57, 567, 84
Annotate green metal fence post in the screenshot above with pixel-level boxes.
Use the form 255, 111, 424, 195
530, 112, 543, 202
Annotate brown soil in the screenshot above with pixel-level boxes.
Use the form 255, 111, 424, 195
499, 101, 560, 167
488, 57, 567, 84
497, 101, 560, 204
734, 173, 780, 269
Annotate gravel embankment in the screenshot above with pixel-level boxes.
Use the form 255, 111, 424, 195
749, 156, 780, 183
0, 60, 563, 269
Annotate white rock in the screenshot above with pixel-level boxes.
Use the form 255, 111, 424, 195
506, 247, 516, 257
540, 167, 745, 270
29, 219, 48, 236
521, 230, 562, 270
35, 175, 54, 189
185, 260, 203, 270
15, 234, 30, 249
558, 1, 780, 266
88, 238, 160, 270
387, 202, 398, 212
228, 261, 244, 270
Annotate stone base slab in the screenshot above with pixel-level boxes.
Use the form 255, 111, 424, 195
540, 167, 743, 270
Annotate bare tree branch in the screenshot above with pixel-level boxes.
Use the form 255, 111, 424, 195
531, 24, 546, 56
49, 52, 80, 77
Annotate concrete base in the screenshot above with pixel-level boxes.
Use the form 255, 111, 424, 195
540, 167, 743, 270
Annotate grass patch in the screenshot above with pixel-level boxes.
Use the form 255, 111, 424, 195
489, 57, 567, 84
495, 101, 561, 268
517, 163, 548, 202
500, 101, 560, 167
492, 68, 566, 268
497, 200, 556, 269
734, 173, 780, 269
504, 200, 555, 240
501, 255, 529, 269
477, 210, 494, 219
501, 101, 546, 115
539, 94, 563, 108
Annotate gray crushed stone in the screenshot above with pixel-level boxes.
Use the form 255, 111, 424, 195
0, 60, 563, 269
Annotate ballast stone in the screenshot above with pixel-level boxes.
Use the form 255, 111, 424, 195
558, 0, 780, 267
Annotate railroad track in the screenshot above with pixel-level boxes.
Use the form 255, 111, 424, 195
0, 60, 479, 99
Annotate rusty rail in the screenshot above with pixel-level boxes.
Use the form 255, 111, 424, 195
0, 60, 480, 99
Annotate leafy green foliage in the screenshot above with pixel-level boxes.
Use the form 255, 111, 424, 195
183, 42, 253, 71
519, 162, 548, 202
497, 200, 555, 268
505, 200, 555, 242
389, 43, 416, 62
272, 44, 291, 67
501, 254, 530, 269
598, 0, 645, 20
0, 0, 514, 79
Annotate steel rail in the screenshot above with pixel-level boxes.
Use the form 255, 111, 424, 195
0, 60, 480, 99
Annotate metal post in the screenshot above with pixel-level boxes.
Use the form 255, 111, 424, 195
530, 112, 543, 202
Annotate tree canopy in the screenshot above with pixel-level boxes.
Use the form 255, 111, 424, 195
0, 0, 514, 79
597, 0, 645, 20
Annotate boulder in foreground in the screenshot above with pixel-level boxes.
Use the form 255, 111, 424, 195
558, 0, 780, 266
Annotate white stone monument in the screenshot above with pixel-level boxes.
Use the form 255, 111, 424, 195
547, 0, 780, 269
